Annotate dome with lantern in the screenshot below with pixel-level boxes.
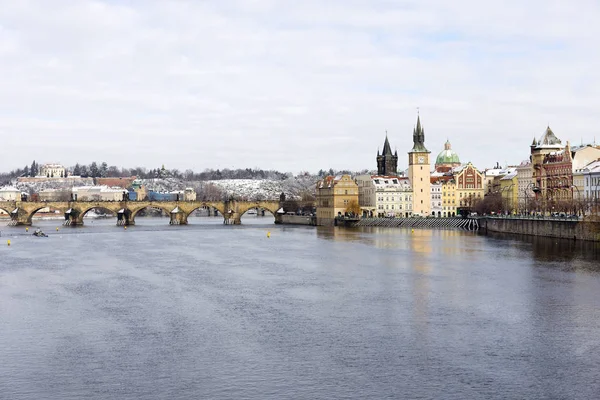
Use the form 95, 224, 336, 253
435, 140, 461, 169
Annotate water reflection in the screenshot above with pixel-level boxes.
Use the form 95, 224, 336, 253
2, 221, 600, 399
485, 231, 600, 270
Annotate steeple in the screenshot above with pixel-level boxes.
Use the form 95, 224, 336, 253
376, 132, 398, 176
382, 132, 393, 156
410, 113, 429, 153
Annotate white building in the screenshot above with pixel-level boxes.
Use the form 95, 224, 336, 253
40, 163, 66, 178
514, 160, 533, 210
171, 188, 197, 201
39, 189, 71, 202
73, 186, 126, 201
355, 175, 412, 218
0, 186, 21, 201
430, 180, 443, 217
581, 160, 600, 213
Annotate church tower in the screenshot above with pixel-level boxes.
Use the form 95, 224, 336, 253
407, 114, 431, 216
376, 134, 398, 176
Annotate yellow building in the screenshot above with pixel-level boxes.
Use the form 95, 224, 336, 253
408, 115, 431, 216
316, 175, 359, 226
439, 178, 457, 217
499, 172, 518, 213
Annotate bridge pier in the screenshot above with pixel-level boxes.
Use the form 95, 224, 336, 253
169, 208, 188, 225
117, 209, 133, 226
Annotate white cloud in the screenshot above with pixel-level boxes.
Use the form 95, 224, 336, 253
1, 0, 599, 172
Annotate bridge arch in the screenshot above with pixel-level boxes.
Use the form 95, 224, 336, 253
237, 202, 280, 219
184, 203, 226, 220
77, 205, 118, 220
0, 206, 13, 215
129, 204, 175, 221
26, 205, 69, 224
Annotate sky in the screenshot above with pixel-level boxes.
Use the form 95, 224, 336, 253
1, 0, 599, 174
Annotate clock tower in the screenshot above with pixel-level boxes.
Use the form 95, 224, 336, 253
407, 114, 431, 216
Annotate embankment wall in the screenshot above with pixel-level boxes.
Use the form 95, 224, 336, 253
481, 218, 600, 242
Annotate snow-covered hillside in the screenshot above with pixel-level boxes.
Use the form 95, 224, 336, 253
8, 175, 318, 201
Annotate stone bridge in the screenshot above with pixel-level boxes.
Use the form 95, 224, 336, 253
0, 200, 285, 226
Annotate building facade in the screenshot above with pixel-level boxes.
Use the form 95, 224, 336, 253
40, 163, 66, 178
499, 172, 518, 213
581, 160, 600, 215
516, 160, 533, 212
72, 186, 127, 201
407, 115, 431, 216
454, 162, 485, 213
430, 181, 443, 217
0, 186, 21, 201
316, 175, 359, 226
356, 175, 412, 218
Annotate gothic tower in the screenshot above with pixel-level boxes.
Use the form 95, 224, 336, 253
376, 134, 398, 176
407, 114, 431, 216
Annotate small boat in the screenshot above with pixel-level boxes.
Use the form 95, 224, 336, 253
32, 229, 48, 237
246, 209, 258, 215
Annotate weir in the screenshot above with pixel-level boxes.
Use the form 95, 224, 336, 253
355, 217, 480, 230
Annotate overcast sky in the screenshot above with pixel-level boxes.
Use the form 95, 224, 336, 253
1, 0, 599, 173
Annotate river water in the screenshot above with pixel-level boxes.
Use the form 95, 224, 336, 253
1, 217, 599, 399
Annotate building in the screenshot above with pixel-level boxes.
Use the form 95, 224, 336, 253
355, 175, 412, 218
73, 186, 126, 201
376, 134, 398, 176
484, 163, 505, 194
0, 186, 21, 201
499, 171, 518, 213
316, 175, 359, 226
184, 188, 196, 201
531, 126, 600, 213
453, 162, 485, 214
40, 163, 66, 178
441, 177, 457, 217
581, 160, 600, 215
96, 177, 137, 189
430, 180, 443, 217
434, 140, 461, 171
407, 115, 431, 216
39, 189, 71, 202
516, 160, 534, 212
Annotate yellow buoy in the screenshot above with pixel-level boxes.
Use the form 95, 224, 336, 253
25, 227, 28, 232
411, 229, 414, 233
267, 231, 270, 238
124, 226, 127, 230
56, 227, 59, 231
7, 240, 10, 246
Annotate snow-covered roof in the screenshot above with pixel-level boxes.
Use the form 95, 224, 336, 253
0, 186, 20, 192
500, 172, 518, 180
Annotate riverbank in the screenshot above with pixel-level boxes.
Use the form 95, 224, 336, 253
481, 216, 600, 242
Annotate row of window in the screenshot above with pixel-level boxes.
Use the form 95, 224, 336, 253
378, 204, 411, 210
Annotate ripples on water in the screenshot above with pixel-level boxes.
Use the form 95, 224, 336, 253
1, 217, 599, 399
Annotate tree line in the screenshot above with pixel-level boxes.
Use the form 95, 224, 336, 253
2, 160, 363, 183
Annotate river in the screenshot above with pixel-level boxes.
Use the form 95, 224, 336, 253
1, 217, 600, 399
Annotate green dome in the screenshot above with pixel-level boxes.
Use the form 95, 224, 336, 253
435, 140, 460, 165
